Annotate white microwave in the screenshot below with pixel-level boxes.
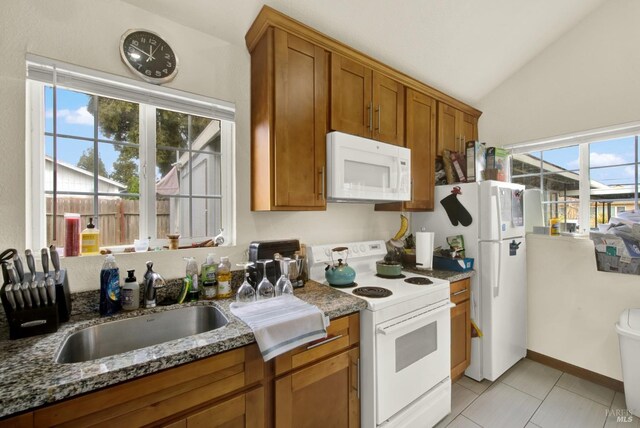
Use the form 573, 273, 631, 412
326, 131, 411, 203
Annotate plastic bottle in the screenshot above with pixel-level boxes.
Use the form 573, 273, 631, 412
201, 253, 218, 300
216, 256, 232, 299
185, 257, 200, 301
121, 269, 139, 311
64, 213, 81, 257
81, 217, 100, 255
100, 254, 121, 316
549, 218, 560, 236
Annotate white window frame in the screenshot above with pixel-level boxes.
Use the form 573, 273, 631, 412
26, 56, 236, 250
506, 122, 640, 234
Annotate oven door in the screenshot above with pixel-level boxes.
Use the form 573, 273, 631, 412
375, 299, 452, 424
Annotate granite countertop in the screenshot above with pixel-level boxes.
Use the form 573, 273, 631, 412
403, 266, 475, 283
0, 280, 366, 419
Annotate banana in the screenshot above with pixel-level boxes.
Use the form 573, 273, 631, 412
393, 214, 409, 241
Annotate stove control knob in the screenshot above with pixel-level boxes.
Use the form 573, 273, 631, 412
352, 246, 359, 254
359, 244, 366, 253
324, 248, 331, 257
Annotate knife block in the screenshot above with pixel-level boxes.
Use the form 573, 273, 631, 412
1, 282, 60, 340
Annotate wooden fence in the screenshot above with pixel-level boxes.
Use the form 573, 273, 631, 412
46, 197, 170, 246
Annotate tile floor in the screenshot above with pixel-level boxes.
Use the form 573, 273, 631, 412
436, 358, 637, 428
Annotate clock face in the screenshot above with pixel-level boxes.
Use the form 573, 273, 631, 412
120, 29, 178, 84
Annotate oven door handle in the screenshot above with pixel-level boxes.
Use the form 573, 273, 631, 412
376, 302, 455, 336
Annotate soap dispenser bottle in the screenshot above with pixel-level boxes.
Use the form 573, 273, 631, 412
81, 217, 100, 255
121, 269, 139, 311
99, 254, 121, 316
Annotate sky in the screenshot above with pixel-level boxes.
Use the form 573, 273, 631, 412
45, 86, 125, 179
529, 136, 639, 187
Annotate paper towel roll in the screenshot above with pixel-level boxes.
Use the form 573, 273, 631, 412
415, 232, 435, 269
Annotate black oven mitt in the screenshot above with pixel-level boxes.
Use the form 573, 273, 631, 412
440, 187, 473, 227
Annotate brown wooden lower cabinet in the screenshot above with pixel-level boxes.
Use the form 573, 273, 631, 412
450, 279, 471, 381
275, 347, 359, 428
167, 386, 264, 428
0, 313, 360, 428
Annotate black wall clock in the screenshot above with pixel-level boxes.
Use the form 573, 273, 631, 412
120, 29, 178, 84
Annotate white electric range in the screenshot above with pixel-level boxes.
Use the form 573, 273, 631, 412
309, 240, 452, 428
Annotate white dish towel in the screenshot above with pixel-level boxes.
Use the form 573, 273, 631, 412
230, 295, 329, 361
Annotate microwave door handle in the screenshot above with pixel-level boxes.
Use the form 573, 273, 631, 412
376, 302, 454, 336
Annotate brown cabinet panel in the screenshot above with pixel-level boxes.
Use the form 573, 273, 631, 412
450, 279, 471, 381
404, 88, 436, 210
251, 28, 328, 211
331, 53, 372, 138
275, 347, 359, 428
185, 387, 264, 428
33, 345, 262, 427
437, 102, 459, 156
372, 72, 404, 146
437, 103, 479, 158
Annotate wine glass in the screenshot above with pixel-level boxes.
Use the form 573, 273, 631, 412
256, 259, 274, 300
236, 262, 255, 303
275, 258, 294, 296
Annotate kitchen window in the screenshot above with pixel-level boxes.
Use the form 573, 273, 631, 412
26, 55, 235, 251
509, 125, 640, 233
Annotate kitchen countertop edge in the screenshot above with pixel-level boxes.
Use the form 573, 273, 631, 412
0, 280, 367, 419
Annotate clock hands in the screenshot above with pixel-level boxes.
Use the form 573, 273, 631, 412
147, 45, 158, 62
129, 44, 150, 59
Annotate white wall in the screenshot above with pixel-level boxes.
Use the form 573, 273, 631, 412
0, 0, 399, 289
478, 0, 640, 380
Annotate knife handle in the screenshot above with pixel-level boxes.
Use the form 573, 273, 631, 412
13, 254, 25, 282
41, 248, 49, 276
5, 284, 17, 310
13, 285, 24, 309
50, 245, 61, 276
38, 281, 48, 305
21, 283, 32, 308
30, 281, 40, 307
6, 264, 18, 285
25, 249, 37, 278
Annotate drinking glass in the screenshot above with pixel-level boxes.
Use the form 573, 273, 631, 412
275, 258, 294, 296
256, 259, 275, 300
235, 262, 255, 303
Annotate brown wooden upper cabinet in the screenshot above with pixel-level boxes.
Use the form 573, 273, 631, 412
331, 53, 405, 146
437, 102, 479, 157
376, 88, 437, 212
250, 28, 329, 211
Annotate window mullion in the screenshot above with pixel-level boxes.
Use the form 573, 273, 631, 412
27, 81, 47, 249
579, 143, 591, 234
139, 104, 157, 240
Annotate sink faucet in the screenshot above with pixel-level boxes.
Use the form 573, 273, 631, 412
143, 261, 165, 308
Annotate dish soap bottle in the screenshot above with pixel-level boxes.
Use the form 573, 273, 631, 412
201, 253, 218, 300
216, 256, 232, 299
81, 218, 100, 256
121, 269, 139, 311
185, 257, 200, 301
100, 254, 121, 316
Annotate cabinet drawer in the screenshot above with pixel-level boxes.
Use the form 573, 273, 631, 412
274, 313, 359, 376
450, 278, 470, 305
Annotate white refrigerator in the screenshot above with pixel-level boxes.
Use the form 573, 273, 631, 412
412, 181, 527, 382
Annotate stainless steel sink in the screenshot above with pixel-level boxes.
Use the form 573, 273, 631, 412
55, 306, 229, 364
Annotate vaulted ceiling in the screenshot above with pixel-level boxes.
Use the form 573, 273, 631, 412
122, 0, 607, 104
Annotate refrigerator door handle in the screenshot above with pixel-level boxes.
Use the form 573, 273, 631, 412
493, 187, 503, 241
494, 243, 501, 297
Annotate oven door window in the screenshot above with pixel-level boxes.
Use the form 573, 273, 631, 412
375, 303, 450, 424
396, 321, 437, 372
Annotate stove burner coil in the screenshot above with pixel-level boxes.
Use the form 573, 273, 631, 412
404, 277, 433, 285
353, 287, 393, 298
375, 273, 406, 279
